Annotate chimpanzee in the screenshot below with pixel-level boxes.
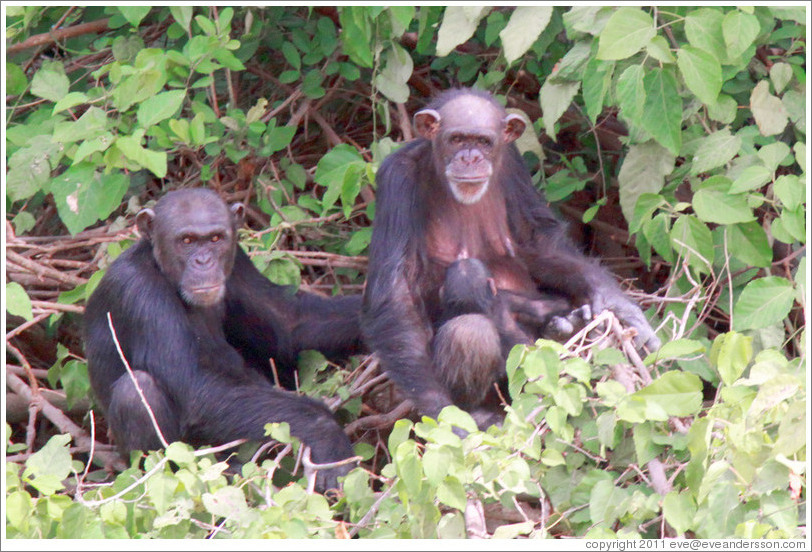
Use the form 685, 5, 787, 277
84, 188, 363, 490
435, 257, 590, 409
362, 88, 660, 426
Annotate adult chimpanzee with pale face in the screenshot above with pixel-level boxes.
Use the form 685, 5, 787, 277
363, 88, 660, 426
84, 188, 362, 490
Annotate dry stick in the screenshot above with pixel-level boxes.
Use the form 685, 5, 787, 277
344, 400, 413, 435
31, 300, 84, 314
6, 249, 87, 287
6, 372, 125, 469
6, 312, 51, 341
7, 17, 111, 54
348, 485, 396, 538
106, 312, 170, 449
301, 447, 363, 494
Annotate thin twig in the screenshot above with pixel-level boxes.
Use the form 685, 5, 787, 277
106, 312, 170, 449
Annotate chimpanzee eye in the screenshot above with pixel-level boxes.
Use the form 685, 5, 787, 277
478, 137, 492, 147
211, 235, 221, 243
182, 236, 193, 245
450, 134, 464, 145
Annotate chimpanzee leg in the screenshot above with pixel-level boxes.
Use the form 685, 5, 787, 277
107, 371, 181, 454
187, 382, 355, 490
432, 314, 504, 412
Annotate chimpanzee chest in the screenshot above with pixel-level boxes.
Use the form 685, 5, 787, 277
425, 202, 537, 294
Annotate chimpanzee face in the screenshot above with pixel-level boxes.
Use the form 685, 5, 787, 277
136, 190, 244, 307
413, 94, 526, 205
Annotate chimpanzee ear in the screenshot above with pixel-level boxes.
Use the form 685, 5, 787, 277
503, 113, 527, 144
414, 109, 442, 140
230, 202, 246, 228
135, 208, 155, 240
487, 278, 498, 297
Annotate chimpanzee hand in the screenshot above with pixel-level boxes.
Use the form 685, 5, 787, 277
590, 285, 661, 351
542, 304, 592, 341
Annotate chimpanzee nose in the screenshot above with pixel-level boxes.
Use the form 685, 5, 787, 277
461, 149, 482, 164
193, 254, 214, 269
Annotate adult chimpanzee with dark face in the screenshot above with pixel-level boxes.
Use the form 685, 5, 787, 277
363, 88, 660, 426
84, 188, 363, 490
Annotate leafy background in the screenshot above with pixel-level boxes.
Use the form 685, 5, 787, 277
4, 5, 807, 539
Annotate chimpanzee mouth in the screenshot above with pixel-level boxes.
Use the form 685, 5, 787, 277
184, 284, 225, 306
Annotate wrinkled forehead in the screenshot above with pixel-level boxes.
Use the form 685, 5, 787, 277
439, 95, 505, 131
155, 192, 232, 232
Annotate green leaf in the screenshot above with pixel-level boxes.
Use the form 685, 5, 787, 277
540, 79, 580, 135
165, 442, 195, 465
437, 405, 478, 434
596, 7, 655, 61
499, 6, 552, 64
589, 479, 629, 528
53, 92, 89, 114
30, 60, 70, 102
23, 434, 72, 495
49, 163, 130, 235
169, 6, 193, 33
616, 64, 646, 127
633, 371, 703, 417
677, 46, 722, 105
137, 90, 185, 128
116, 133, 168, 177
757, 141, 791, 173
769, 62, 793, 95
644, 338, 705, 366
726, 222, 772, 268
117, 6, 151, 28
722, 11, 760, 60
437, 477, 467, 511
582, 57, 613, 123
710, 331, 752, 385
617, 141, 675, 224
642, 68, 682, 156
707, 94, 737, 125
693, 180, 755, 225
773, 175, 804, 211
629, 193, 665, 235
314, 144, 365, 212
436, 7, 489, 57
6, 62, 28, 96
750, 81, 789, 136
685, 9, 725, 63
53, 106, 108, 144
733, 277, 796, 331
646, 35, 675, 64
6, 282, 33, 321
671, 215, 714, 275
374, 43, 413, 104
690, 128, 741, 175
729, 165, 772, 194
663, 491, 696, 534
6, 141, 59, 203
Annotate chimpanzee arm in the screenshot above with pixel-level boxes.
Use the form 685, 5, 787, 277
362, 144, 455, 418
505, 147, 661, 350
224, 248, 364, 381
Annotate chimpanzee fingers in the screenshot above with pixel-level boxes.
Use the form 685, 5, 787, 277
543, 315, 575, 340
570, 304, 592, 326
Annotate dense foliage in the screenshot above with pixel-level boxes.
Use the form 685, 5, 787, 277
5, 6, 807, 539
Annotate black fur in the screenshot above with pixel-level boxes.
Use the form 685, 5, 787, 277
84, 189, 363, 490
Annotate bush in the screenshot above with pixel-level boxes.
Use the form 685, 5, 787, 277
5, 6, 806, 538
